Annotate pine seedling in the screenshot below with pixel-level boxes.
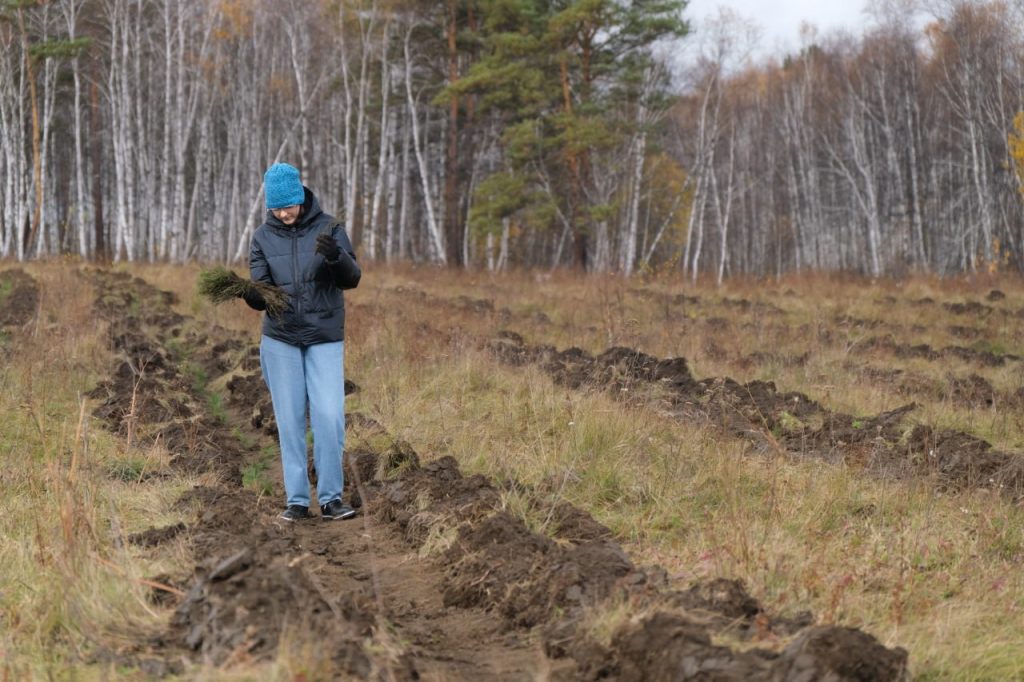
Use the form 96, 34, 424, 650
197, 266, 288, 319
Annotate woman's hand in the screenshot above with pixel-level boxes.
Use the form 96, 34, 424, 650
316, 228, 361, 290
240, 287, 267, 311
316, 233, 340, 262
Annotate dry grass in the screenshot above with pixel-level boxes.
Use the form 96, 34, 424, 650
5, 260, 1024, 679
0, 262, 184, 678
341, 264, 1024, 679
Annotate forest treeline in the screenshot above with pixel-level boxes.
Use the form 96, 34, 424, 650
3, 0, 1024, 277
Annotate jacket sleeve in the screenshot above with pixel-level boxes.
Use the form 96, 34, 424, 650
325, 223, 361, 290
245, 231, 271, 311
249, 231, 273, 285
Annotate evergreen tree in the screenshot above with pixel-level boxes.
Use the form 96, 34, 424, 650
448, 0, 687, 269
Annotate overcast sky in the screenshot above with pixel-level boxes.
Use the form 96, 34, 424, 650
684, 0, 871, 55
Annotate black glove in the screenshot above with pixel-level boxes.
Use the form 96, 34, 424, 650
316, 233, 341, 262
241, 287, 267, 311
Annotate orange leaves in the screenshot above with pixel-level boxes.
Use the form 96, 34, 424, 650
1008, 111, 1024, 197
212, 0, 254, 42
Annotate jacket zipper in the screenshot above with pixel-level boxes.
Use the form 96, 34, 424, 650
291, 229, 301, 315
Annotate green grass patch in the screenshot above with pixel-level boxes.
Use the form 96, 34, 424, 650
188, 362, 208, 394
105, 456, 150, 482
232, 426, 255, 450
0, 275, 13, 304
206, 391, 227, 424
242, 445, 277, 496
969, 338, 1008, 356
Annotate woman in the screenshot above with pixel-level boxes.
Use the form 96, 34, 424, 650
242, 162, 361, 521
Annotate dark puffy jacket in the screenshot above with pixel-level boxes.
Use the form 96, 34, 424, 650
249, 187, 361, 346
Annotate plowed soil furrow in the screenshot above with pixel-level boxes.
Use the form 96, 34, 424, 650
487, 332, 1024, 499
169, 486, 549, 679
84, 269, 549, 678
288, 518, 548, 680
380, 284, 1022, 370
81, 268, 909, 680
854, 333, 1020, 367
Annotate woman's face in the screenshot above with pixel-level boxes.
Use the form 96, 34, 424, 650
271, 205, 301, 225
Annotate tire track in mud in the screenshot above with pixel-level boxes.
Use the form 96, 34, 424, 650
487, 332, 1024, 500
82, 269, 908, 680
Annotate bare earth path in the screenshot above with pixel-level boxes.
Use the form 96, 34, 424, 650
287, 506, 550, 680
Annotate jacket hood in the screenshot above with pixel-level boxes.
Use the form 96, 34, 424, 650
265, 186, 323, 233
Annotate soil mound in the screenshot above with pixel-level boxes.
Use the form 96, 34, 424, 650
486, 333, 698, 395
129, 522, 186, 548
171, 546, 406, 676
856, 365, 1018, 409
567, 615, 907, 681
489, 334, 1024, 500
361, 450, 908, 680
944, 301, 992, 316
859, 334, 1018, 367
85, 270, 251, 480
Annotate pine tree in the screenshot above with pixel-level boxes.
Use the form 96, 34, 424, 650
447, 0, 686, 269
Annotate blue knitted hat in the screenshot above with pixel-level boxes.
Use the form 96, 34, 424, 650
264, 162, 305, 209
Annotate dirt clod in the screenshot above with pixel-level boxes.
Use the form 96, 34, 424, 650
129, 523, 187, 548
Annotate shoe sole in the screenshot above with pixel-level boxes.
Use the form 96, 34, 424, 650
279, 514, 309, 521
321, 510, 357, 520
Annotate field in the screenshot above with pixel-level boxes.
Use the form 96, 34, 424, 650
2, 261, 1024, 679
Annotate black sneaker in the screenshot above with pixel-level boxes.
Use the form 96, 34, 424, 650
320, 499, 357, 520
279, 505, 310, 522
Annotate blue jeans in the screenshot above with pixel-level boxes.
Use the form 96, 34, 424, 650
260, 335, 346, 508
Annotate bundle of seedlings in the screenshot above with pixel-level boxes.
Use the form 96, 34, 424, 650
198, 266, 288, 319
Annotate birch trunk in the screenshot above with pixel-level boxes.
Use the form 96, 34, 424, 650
403, 27, 446, 264
620, 131, 645, 276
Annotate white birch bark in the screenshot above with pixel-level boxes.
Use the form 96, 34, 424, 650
367, 26, 393, 260
38, 57, 57, 255
713, 128, 736, 286
385, 104, 401, 262
620, 131, 645, 276
0, 25, 29, 259
403, 26, 446, 264
397, 106, 412, 260
59, 0, 89, 257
